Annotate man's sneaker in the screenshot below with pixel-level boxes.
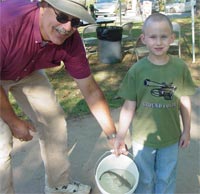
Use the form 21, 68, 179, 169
45, 181, 91, 194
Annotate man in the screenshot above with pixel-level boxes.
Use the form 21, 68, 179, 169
0, 0, 117, 193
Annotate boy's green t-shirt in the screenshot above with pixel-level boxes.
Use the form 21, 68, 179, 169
118, 56, 196, 148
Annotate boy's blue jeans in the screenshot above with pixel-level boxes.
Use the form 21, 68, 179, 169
132, 141, 179, 194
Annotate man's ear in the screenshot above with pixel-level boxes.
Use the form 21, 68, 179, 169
38, 1, 49, 8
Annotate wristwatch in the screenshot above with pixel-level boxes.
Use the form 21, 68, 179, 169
107, 133, 116, 140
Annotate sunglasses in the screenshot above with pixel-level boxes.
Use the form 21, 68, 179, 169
51, 7, 81, 28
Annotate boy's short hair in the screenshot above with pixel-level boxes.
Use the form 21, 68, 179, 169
142, 13, 173, 33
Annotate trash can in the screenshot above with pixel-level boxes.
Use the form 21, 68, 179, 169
96, 26, 123, 64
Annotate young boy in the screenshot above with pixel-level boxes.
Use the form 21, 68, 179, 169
114, 13, 196, 194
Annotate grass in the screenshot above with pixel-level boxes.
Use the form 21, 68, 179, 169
45, 58, 130, 118
10, 16, 200, 119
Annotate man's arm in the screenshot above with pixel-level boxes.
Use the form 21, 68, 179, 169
74, 75, 117, 138
114, 100, 136, 155
0, 86, 35, 141
179, 96, 192, 148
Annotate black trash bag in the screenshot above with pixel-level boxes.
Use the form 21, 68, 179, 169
96, 26, 123, 42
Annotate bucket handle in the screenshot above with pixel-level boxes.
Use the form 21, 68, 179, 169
94, 150, 134, 174
110, 149, 134, 160
94, 150, 112, 174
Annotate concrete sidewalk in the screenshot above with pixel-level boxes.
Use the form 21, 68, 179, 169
13, 88, 200, 194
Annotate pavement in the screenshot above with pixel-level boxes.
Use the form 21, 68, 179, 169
12, 88, 200, 194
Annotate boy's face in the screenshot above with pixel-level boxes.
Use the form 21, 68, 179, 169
141, 21, 175, 57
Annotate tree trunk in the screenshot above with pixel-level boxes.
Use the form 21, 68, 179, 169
196, 0, 200, 16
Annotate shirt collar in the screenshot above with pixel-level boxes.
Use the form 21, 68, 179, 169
34, 8, 42, 44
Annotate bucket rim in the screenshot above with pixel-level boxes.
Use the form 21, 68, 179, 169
94, 151, 135, 174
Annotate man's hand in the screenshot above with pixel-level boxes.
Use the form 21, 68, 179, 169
9, 118, 36, 141
0, 86, 35, 141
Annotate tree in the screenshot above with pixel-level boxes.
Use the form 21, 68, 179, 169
196, 0, 200, 16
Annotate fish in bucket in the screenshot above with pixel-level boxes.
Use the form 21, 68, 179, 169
95, 151, 139, 194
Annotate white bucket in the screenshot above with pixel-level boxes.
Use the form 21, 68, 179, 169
95, 151, 139, 194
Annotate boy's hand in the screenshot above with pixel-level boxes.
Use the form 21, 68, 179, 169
113, 137, 128, 156
179, 130, 190, 148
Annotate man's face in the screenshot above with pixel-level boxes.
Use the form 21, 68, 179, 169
39, 3, 80, 45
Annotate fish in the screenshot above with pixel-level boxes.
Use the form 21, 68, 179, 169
99, 170, 132, 189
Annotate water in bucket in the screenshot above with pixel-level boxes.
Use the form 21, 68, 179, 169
99, 169, 136, 194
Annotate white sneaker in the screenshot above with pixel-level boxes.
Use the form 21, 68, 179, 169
45, 181, 91, 194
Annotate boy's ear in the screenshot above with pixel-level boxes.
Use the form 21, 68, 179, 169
170, 33, 175, 43
140, 34, 146, 45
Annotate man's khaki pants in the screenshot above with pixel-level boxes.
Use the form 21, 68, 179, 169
0, 70, 70, 194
